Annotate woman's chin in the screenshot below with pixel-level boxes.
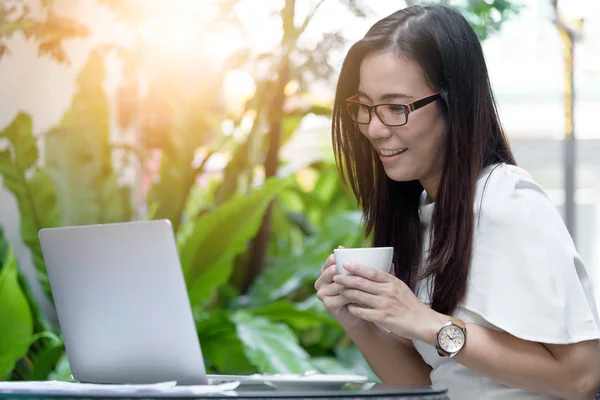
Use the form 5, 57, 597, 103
383, 167, 417, 183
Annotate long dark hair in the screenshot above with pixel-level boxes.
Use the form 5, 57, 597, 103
331, 5, 516, 315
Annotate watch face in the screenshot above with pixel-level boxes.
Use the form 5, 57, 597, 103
438, 325, 465, 353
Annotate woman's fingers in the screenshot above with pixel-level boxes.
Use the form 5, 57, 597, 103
322, 293, 351, 312
315, 264, 338, 290
321, 253, 335, 273
341, 288, 383, 308
334, 274, 383, 295
343, 263, 395, 284
316, 282, 345, 300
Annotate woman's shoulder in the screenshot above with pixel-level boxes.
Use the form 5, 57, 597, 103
475, 162, 541, 202
473, 163, 559, 230
463, 163, 600, 344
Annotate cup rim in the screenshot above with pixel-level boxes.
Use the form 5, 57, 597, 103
334, 246, 393, 252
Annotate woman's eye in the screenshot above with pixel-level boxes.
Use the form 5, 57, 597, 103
387, 105, 405, 114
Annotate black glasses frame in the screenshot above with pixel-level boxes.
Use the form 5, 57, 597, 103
345, 93, 440, 127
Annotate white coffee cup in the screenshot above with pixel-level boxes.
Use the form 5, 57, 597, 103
333, 247, 394, 275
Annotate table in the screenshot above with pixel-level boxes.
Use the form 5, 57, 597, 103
0, 385, 448, 399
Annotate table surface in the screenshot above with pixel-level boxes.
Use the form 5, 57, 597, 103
0, 385, 449, 399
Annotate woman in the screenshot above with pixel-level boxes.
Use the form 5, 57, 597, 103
314, 4, 600, 400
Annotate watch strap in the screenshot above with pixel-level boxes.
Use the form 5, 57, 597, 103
452, 317, 466, 330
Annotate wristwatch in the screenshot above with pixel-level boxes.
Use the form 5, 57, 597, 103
435, 317, 467, 357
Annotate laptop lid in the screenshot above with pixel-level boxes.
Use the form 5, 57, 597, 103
38, 219, 207, 385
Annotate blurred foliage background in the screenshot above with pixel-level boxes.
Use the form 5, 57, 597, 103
0, 0, 519, 382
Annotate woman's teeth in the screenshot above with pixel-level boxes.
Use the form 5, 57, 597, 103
378, 148, 407, 157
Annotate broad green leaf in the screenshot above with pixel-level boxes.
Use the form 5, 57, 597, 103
180, 177, 291, 307
0, 247, 33, 380
147, 148, 196, 232
16, 266, 53, 337
45, 50, 132, 226
248, 300, 337, 331
245, 211, 364, 306
292, 295, 346, 352
0, 112, 37, 171
268, 178, 314, 255
232, 311, 315, 374
195, 311, 255, 374
269, 202, 311, 258
242, 246, 324, 307
0, 226, 52, 346
0, 113, 61, 299
23, 340, 65, 381
47, 353, 72, 381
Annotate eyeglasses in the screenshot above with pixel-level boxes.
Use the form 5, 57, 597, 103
345, 93, 440, 127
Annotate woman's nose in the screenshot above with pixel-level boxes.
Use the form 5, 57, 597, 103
364, 113, 393, 140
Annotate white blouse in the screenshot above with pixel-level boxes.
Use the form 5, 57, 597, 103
411, 163, 600, 400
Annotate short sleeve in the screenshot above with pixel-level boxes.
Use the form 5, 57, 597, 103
463, 164, 600, 344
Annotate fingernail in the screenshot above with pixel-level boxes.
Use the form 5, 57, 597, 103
344, 262, 353, 270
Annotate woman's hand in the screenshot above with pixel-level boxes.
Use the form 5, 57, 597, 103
314, 252, 370, 331
333, 262, 446, 343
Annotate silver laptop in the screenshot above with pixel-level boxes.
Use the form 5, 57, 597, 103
38, 219, 208, 385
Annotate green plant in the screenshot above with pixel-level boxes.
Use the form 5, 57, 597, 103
179, 176, 293, 308
45, 49, 133, 226
0, 228, 32, 379
408, 0, 521, 40
0, 113, 61, 300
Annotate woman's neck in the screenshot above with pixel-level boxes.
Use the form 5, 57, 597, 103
420, 173, 441, 202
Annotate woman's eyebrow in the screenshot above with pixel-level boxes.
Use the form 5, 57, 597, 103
358, 90, 412, 102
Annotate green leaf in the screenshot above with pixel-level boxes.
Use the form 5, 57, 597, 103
16, 266, 53, 338
23, 340, 65, 381
45, 50, 132, 226
244, 211, 364, 307
242, 248, 322, 306
292, 295, 346, 351
0, 225, 52, 351
0, 247, 33, 380
232, 311, 315, 374
248, 300, 337, 331
146, 149, 197, 232
179, 177, 291, 307
0, 113, 61, 299
47, 353, 71, 381
195, 311, 255, 374
0, 111, 37, 170
415, 0, 521, 41
281, 113, 303, 148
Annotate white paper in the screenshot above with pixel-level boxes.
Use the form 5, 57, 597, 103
0, 380, 240, 397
